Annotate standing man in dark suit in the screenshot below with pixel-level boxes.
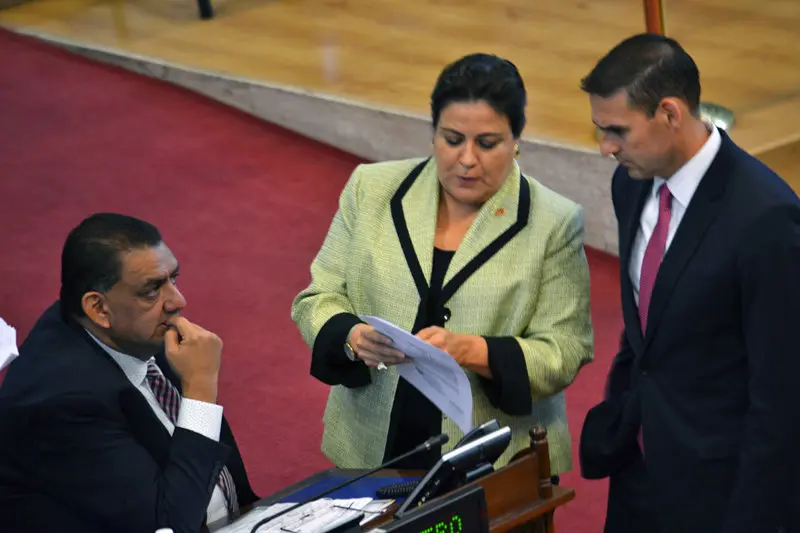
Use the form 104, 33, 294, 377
579, 34, 800, 533
0, 213, 258, 533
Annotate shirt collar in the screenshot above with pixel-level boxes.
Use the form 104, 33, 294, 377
85, 329, 151, 387
655, 123, 722, 208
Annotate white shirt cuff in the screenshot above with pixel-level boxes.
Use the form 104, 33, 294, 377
176, 398, 223, 442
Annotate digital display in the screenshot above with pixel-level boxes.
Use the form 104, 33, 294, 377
377, 484, 488, 533
415, 513, 463, 533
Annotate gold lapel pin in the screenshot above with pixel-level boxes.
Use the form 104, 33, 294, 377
494, 208, 506, 216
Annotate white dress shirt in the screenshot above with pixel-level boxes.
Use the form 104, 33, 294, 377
86, 331, 229, 524
629, 125, 722, 303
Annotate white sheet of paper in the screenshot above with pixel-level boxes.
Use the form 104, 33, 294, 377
0, 317, 19, 372
360, 316, 473, 434
215, 498, 394, 533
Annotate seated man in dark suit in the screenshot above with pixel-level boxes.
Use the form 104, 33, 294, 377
0, 213, 259, 533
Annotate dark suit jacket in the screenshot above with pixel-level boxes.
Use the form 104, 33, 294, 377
0, 302, 258, 533
580, 131, 800, 533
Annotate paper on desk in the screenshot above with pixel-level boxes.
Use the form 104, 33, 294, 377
360, 316, 473, 434
215, 498, 395, 533
0, 317, 19, 372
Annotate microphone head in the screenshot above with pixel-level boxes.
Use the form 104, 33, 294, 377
425, 433, 449, 449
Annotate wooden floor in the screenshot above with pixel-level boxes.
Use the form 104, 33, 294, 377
1, 0, 798, 186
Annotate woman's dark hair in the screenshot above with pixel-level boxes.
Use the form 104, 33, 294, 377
60, 213, 163, 317
581, 33, 701, 116
431, 53, 527, 138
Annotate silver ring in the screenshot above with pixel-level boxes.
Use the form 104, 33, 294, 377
377, 362, 388, 371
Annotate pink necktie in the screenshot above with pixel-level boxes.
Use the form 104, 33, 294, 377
638, 184, 672, 333
636, 184, 672, 455
146, 361, 239, 515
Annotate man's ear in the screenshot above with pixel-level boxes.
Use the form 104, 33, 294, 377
658, 97, 684, 129
81, 292, 111, 329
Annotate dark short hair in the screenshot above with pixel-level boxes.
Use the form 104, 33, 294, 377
580, 33, 701, 116
60, 213, 163, 317
431, 53, 527, 138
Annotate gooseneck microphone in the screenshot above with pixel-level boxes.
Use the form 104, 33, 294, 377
250, 433, 449, 533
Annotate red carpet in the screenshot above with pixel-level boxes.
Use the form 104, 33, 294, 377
0, 28, 619, 532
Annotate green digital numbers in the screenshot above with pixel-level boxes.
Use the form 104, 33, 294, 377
419, 514, 463, 533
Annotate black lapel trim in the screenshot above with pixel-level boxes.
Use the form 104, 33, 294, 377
390, 158, 432, 306
391, 163, 531, 331
440, 178, 530, 302
641, 133, 733, 354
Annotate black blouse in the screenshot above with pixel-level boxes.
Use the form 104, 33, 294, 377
382, 247, 455, 469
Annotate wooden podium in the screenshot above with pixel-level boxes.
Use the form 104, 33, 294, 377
210, 426, 574, 533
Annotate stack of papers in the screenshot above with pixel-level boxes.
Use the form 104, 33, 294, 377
360, 316, 473, 434
0, 317, 18, 372
216, 498, 395, 533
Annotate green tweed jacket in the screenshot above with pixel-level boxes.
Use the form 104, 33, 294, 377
291, 157, 594, 473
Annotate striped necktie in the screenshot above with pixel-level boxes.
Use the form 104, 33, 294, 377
146, 360, 239, 515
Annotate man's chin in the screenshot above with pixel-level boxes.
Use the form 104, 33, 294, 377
146, 329, 168, 349
149, 335, 167, 348
113, 337, 164, 360
145, 340, 166, 357
626, 167, 653, 180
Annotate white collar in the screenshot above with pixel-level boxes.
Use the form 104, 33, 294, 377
654, 124, 721, 208
85, 329, 152, 387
